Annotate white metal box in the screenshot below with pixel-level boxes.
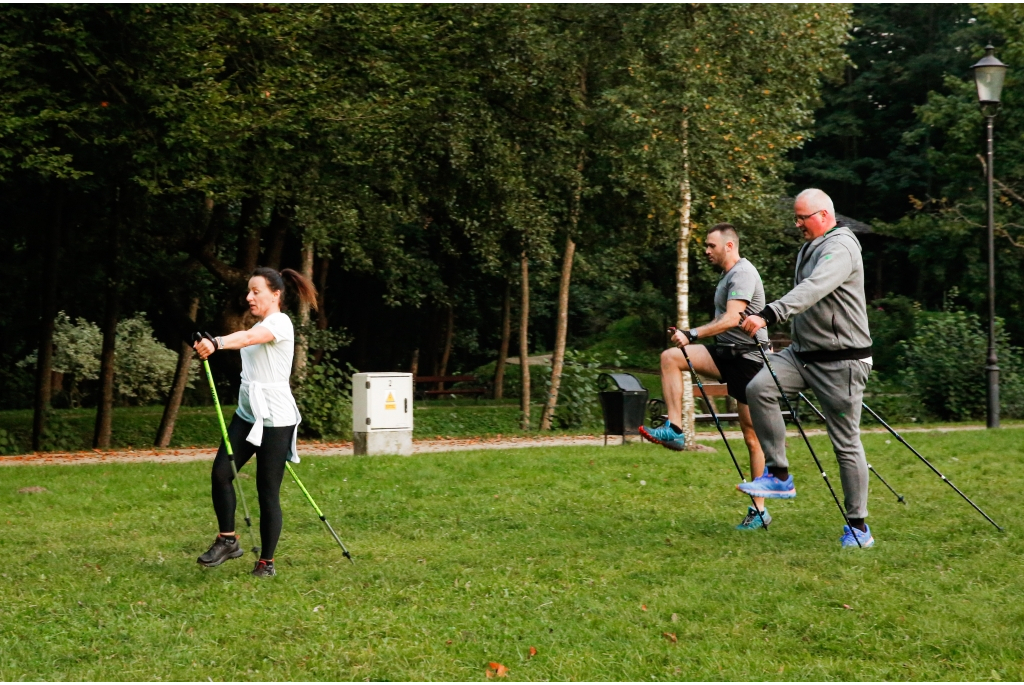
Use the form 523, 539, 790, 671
352, 373, 413, 432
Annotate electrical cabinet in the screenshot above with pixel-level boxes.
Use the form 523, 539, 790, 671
352, 373, 413, 433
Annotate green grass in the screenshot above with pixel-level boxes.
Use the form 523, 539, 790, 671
2, 429, 1023, 680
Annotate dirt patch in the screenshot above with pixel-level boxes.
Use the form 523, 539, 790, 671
18, 486, 48, 493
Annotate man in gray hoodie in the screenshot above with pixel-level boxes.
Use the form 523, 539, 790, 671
738, 189, 875, 548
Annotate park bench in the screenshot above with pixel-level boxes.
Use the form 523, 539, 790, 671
414, 375, 487, 399
646, 382, 792, 428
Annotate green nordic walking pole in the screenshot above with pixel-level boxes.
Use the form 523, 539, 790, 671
285, 462, 354, 564
194, 333, 260, 557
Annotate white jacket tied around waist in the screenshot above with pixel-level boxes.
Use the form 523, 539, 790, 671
234, 312, 302, 463
241, 380, 301, 463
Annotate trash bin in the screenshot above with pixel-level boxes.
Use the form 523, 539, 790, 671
598, 373, 649, 445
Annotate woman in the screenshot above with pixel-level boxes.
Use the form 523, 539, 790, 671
193, 266, 317, 577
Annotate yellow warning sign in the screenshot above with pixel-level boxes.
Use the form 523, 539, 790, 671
384, 392, 396, 410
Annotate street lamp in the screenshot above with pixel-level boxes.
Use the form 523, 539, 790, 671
971, 45, 1008, 429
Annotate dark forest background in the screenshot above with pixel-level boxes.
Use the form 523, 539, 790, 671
4, 4, 1024, 448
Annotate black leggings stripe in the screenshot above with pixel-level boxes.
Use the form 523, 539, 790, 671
211, 414, 294, 560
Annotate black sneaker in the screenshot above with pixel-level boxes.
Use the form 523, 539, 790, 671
252, 559, 276, 577
197, 535, 244, 567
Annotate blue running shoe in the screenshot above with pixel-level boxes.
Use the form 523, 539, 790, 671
639, 423, 686, 451
840, 524, 875, 548
736, 472, 796, 499
735, 506, 771, 531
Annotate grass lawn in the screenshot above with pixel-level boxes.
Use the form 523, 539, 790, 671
2, 429, 1023, 680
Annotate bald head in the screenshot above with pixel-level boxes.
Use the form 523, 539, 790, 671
794, 188, 837, 240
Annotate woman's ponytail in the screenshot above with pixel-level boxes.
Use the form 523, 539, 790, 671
280, 268, 319, 312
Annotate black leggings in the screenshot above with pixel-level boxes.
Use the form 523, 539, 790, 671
211, 414, 295, 560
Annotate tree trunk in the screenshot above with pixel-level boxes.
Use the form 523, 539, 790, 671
493, 282, 511, 400
540, 234, 577, 429
93, 275, 120, 449
263, 203, 290, 270
31, 188, 63, 451
437, 305, 454, 390
312, 255, 330, 366
675, 119, 696, 447
292, 242, 315, 379
519, 252, 531, 430
94, 191, 122, 449
410, 348, 419, 376
154, 296, 199, 447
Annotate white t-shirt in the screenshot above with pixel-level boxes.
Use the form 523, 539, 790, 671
236, 312, 299, 427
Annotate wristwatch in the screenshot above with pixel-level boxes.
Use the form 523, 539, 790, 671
215, 336, 224, 350
685, 328, 700, 343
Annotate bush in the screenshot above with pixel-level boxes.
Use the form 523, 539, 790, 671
901, 308, 1024, 421
867, 295, 916, 378
549, 350, 605, 429
114, 315, 193, 406
294, 353, 355, 440
19, 312, 193, 407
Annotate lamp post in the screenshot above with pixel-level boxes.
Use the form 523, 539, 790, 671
971, 45, 1008, 429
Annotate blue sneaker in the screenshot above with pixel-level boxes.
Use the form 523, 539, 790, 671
736, 472, 796, 499
840, 524, 875, 548
735, 506, 771, 531
639, 424, 686, 451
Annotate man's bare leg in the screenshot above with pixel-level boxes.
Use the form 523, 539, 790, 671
737, 402, 765, 512
660, 345, 720, 427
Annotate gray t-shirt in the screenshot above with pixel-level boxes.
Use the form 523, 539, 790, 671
714, 257, 770, 360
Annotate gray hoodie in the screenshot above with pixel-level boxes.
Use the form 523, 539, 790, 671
759, 224, 872, 361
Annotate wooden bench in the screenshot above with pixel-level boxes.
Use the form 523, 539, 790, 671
647, 382, 792, 426
414, 375, 487, 399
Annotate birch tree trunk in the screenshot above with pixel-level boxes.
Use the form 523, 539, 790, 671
519, 252, 531, 430
155, 296, 199, 447
493, 282, 511, 400
291, 242, 315, 379
675, 119, 696, 447
539, 234, 576, 429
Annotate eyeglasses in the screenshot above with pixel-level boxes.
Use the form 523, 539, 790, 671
794, 210, 824, 224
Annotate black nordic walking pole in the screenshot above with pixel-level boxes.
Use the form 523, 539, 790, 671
797, 393, 906, 505
193, 332, 261, 556
669, 328, 769, 532
285, 462, 354, 564
752, 342, 862, 546
862, 402, 1002, 531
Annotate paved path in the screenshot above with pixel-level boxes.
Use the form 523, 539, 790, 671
0, 423, 1013, 467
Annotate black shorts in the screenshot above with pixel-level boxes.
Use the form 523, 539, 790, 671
706, 347, 764, 405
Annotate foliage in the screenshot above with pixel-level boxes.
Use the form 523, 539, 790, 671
866, 295, 918, 377
900, 307, 1024, 421
2, 434, 1024, 679
548, 350, 605, 430
0, 427, 17, 455
18, 312, 193, 407
293, 353, 355, 441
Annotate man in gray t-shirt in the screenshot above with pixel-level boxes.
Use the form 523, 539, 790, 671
639, 223, 772, 530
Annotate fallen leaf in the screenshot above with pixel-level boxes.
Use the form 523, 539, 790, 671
494, 494, 500, 499
662, 632, 678, 643
446, 640, 452, 645
641, 604, 647, 611
485, 662, 509, 678
842, 604, 851, 610
313, 605, 324, 613
671, 613, 679, 622
529, 646, 537, 658
778, 665, 785, 674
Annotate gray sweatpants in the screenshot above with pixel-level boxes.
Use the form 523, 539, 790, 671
746, 347, 871, 519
